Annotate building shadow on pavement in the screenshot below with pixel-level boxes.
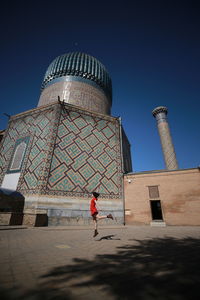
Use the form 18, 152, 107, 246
40, 237, 200, 299
1, 237, 200, 299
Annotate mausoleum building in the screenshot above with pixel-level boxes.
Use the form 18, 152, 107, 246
0, 52, 132, 226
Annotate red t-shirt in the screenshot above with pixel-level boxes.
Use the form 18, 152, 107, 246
90, 197, 98, 215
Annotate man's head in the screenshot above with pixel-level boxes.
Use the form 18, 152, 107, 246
93, 192, 100, 199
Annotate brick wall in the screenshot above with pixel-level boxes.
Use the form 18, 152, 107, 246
124, 168, 200, 225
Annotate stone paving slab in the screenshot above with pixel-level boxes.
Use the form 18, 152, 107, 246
0, 225, 200, 299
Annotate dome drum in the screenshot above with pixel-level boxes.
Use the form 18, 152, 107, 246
38, 52, 112, 115
38, 75, 111, 115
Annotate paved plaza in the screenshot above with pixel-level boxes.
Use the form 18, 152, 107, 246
0, 225, 200, 299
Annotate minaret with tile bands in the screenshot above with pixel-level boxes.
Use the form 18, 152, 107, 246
152, 106, 178, 170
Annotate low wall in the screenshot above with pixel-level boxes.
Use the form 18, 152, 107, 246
23, 195, 124, 226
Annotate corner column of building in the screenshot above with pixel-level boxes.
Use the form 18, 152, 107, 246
152, 106, 178, 170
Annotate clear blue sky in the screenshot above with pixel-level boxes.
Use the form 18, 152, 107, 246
1, 0, 199, 172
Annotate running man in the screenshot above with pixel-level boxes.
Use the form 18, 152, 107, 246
90, 192, 113, 237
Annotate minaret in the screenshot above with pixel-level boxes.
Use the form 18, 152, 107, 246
152, 106, 178, 170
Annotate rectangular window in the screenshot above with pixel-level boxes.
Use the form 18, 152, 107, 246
148, 185, 159, 198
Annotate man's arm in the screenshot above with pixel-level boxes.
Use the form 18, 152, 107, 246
96, 201, 101, 211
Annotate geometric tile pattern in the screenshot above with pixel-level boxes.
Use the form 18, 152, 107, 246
158, 121, 178, 170
47, 107, 122, 198
0, 105, 57, 192
0, 115, 34, 184
8, 136, 30, 173
18, 107, 57, 192
0, 103, 123, 199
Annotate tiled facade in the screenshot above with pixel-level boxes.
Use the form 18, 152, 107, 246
0, 102, 125, 225
47, 107, 122, 197
0, 105, 58, 192
38, 79, 111, 115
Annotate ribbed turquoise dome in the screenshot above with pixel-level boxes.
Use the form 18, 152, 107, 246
41, 52, 112, 100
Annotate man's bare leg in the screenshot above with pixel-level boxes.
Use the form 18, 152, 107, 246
93, 219, 98, 237
93, 214, 114, 237
97, 214, 114, 220
96, 215, 107, 220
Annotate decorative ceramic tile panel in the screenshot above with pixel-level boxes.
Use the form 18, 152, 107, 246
0, 115, 34, 184
47, 106, 122, 198
0, 104, 58, 191
0, 103, 123, 199
18, 108, 57, 192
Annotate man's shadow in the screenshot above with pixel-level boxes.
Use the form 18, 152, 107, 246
97, 235, 121, 241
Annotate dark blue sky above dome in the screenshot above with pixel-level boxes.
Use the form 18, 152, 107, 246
1, 0, 199, 172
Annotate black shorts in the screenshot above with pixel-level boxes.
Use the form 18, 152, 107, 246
92, 212, 98, 220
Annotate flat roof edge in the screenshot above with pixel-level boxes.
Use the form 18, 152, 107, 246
125, 167, 200, 176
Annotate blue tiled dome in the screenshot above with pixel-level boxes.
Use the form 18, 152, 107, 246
41, 52, 112, 100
